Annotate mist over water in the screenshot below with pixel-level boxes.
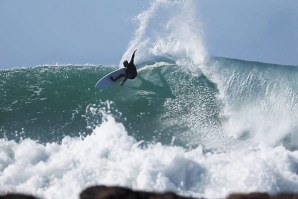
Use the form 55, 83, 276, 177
1, 0, 298, 198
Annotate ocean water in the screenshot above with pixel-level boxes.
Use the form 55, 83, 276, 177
1, 0, 298, 199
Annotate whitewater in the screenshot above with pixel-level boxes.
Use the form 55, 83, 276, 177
1, 0, 298, 199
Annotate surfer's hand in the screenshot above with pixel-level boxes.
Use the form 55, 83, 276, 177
133, 49, 137, 54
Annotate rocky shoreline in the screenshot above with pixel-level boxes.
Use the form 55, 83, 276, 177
1, 186, 298, 199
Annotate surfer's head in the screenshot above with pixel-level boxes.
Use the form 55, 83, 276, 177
123, 60, 128, 67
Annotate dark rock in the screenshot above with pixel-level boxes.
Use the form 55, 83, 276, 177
272, 193, 298, 199
227, 193, 298, 199
2, 186, 298, 199
79, 185, 200, 199
227, 192, 270, 199
0, 193, 39, 199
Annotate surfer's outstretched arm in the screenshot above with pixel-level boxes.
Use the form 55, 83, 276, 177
130, 49, 137, 64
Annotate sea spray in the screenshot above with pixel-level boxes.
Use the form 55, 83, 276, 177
204, 58, 298, 148
121, 0, 206, 74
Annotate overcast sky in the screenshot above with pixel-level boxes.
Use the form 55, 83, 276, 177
1, 0, 297, 68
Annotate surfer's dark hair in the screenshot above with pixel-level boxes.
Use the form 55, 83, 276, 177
123, 60, 128, 66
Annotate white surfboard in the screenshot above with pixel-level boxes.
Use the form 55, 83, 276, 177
95, 68, 126, 89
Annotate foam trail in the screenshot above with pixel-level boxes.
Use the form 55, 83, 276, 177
121, 0, 206, 72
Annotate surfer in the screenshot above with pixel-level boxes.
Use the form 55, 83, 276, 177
110, 50, 137, 86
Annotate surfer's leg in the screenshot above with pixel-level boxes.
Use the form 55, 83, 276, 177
120, 77, 128, 86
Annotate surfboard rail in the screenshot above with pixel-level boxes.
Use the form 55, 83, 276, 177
95, 68, 126, 89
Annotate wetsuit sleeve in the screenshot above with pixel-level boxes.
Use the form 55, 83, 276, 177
129, 51, 136, 64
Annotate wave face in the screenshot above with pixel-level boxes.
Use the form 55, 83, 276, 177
1, 59, 298, 198
0, 63, 220, 146
1, 0, 298, 198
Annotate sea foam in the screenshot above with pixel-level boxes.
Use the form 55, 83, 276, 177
1, 112, 298, 199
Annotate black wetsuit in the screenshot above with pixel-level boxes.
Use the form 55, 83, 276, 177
112, 51, 137, 85
125, 52, 137, 79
